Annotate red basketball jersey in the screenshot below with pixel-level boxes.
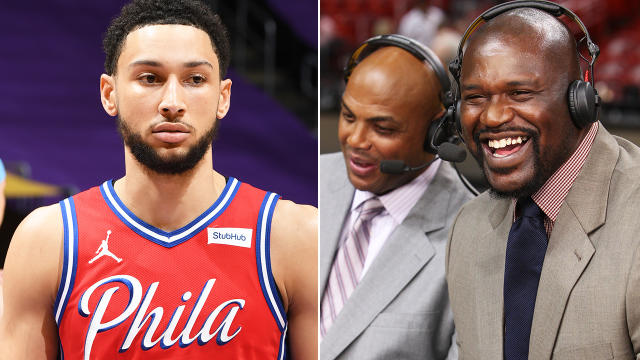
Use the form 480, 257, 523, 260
54, 178, 287, 359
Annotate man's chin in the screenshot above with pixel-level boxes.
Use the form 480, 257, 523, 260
118, 116, 218, 175
476, 152, 539, 199
347, 173, 384, 194
348, 173, 373, 191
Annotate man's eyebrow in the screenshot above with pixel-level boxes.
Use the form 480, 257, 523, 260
461, 84, 482, 92
128, 60, 213, 69
184, 60, 213, 69
506, 80, 537, 87
369, 116, 396, 123
462, 80, 538, 91
340, 100, 353, 114
340, 100, 397, 123
129, 60, 161, 68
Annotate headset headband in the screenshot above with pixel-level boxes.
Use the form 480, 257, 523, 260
450, 0, 600, 84
344, 34, 453, 107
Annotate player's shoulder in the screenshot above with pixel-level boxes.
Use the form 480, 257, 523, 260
270, 199, 317, 255
9, 203, 64, 265
6, 203, 64, 289
272, 199, 317, 238
274, 199, 317, 220
14, 203, 63, 243
269, 199, 317, 309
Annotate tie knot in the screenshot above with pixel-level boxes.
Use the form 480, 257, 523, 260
517, 197, 543, 219
358, 197, 385, 221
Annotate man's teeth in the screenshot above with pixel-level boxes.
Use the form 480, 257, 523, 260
488, 136, 526, 149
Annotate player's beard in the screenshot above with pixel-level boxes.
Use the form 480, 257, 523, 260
117, 116, 219, 175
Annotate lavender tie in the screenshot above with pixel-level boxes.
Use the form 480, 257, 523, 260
320, 197, 384, 336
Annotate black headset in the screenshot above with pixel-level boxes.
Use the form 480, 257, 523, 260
448, 0, 601, 135
344, 34, 459, 155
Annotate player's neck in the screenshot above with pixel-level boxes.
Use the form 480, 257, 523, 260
114, 151, 226, 232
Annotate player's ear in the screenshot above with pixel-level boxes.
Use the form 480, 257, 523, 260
100, 74, 118, 116
216, 78, 232, 119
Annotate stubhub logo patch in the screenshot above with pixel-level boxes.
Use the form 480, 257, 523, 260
207, 227, 253, 248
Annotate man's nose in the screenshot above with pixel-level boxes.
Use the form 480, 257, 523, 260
346, 122, 371, 150
481, 96, 514, 128
158, 76, 186, 119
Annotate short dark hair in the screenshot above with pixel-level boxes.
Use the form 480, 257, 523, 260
103, 0, 231, 77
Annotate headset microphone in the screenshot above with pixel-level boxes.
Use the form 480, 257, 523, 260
380, 157, 439, 174
380, 142, 467, 174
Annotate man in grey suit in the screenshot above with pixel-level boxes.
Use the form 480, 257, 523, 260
447, 4, 640, 359
320, 36, 472, 359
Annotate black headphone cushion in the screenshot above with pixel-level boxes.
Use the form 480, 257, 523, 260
425, 116, 443, 154
454, 101, 462, 137
425, 111, 455, 154
567, 80, 598, 128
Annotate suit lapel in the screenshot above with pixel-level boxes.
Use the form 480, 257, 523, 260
528, 206, 595, 359
475, 197, 512, 360
529, 125, 617, 358
320, 163, 452, 359
319, 164, 354, 293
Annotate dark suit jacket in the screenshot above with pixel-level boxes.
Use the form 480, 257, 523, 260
321, 152, 473, 359
447, 125, 640, 359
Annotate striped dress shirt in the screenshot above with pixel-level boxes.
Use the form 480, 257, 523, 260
343, 159, 442, 278
522, 122, 599, 236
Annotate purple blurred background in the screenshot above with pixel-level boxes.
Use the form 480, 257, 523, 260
0, 0, 318, 207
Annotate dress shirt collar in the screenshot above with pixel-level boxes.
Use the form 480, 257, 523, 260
531, 121, 598, 223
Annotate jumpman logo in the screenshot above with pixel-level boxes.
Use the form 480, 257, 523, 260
89, 230, 123, 264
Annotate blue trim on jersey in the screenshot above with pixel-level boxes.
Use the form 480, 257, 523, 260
264, 193, 287, 322
99, 178, 239, 248
53, 200, 70, 322
54, 198, 79, 360
277, 324, 288, 360
54, 198, 79, 326
255, 192, 287, 333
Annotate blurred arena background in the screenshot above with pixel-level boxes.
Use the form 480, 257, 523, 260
320, 0, 640, 191
0, 0, 318, 267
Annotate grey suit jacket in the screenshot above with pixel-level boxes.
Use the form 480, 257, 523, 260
320, 152, 473, 360
447, 125, 640, 359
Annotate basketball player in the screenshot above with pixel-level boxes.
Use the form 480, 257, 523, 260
0, 0, 317, 359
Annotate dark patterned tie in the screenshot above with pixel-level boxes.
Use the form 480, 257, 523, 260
503, 197, 548, 360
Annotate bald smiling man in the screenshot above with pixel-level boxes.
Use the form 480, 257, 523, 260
447, 5, 640, 359
319, 40, 472, 359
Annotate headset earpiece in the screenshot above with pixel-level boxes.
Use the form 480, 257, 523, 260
454, 101, 462, 139
448, 57, 464, 142
425, 112, 450, 154
567, 80, 599, 128
448, 57, 461, 83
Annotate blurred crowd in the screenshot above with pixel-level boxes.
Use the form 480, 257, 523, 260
320, 0, 640, 114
